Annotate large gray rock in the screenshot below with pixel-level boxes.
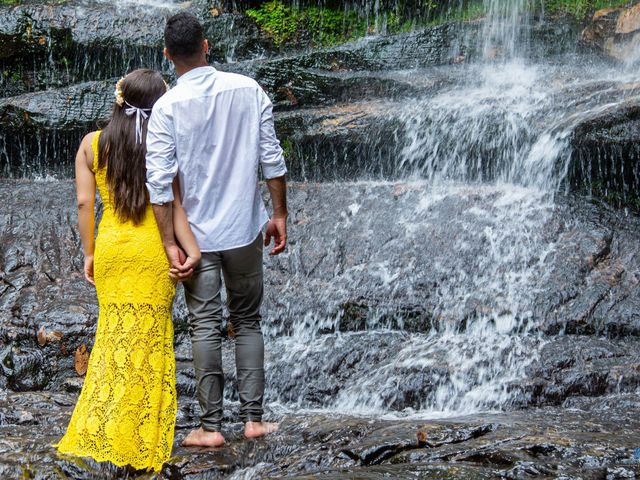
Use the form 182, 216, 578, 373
0, 1, 269, 97
0, 80, 113, 177
0, 82, 405, 179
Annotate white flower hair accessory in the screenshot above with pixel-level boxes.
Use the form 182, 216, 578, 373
114, 77, 125, 107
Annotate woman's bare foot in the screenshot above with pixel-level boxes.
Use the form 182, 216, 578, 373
244, 421, 279, 439
181, 427, 225, 447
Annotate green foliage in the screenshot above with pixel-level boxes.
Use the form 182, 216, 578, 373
246, 0, 632, 48
245, 0, 479, 48
0, 0, 21, 5
428, 1, 486, 25
280, 137, 294, 159
246, 1, 369, 47
542, 0, 631, 19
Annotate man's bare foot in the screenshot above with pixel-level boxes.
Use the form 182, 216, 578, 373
181, 427, 225, 447
244, 421, 279, 439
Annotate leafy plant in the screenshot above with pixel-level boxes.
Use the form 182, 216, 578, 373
542, 0, 631, 19
246, 1, 372, 47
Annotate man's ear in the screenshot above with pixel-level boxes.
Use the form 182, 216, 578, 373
203, 39, 209, 55
163, 47, 172, 61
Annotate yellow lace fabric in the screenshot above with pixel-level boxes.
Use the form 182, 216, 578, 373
56, 131, 177, 472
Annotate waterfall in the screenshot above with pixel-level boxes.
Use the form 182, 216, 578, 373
482, 0, 531, 60
261, 1, 639, 417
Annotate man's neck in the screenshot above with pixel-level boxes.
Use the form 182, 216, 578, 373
174, 60, 209, 78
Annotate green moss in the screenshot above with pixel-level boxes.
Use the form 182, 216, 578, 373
586, 180, 640, 212
245, 0, 482, 48
428, 1, 486, 25
280, 137, 294, 159
246, 1, 370, 47
542, 0, 631, 19
246, 0, 630, 49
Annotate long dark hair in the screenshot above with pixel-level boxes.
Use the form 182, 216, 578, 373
98, 69, 167, 225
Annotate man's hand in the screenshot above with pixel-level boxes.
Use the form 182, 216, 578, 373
264, 216, 287, 256
165, 244, 196, 281
84, 255, 95, 285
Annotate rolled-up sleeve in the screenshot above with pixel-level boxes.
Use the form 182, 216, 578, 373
146, 102, 177, 204
259, 89, 287, 179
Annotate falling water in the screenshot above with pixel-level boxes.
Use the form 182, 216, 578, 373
260, 0, 639, 417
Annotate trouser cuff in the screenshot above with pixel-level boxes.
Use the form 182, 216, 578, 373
201, 420, 223, 432
241, 415, 263, 424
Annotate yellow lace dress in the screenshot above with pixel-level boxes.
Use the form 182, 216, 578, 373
56, 131, 177, 472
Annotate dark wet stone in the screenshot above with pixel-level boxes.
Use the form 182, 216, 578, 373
0, 80, 113, 177
0, 85, 404, 179
2, 387, 640, 477
569, 99, 640, 210
524, 337, 640, 406
0, 1, 271, 97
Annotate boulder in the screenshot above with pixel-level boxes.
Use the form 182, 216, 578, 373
580, 2, 640, 64
0, 1, 270, 97
0, 80, 405, 179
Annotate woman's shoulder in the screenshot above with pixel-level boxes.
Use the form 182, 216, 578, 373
79, 130, 101, 171
84, 130, 101, 144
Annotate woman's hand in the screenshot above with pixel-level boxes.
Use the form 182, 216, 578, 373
168, 246, 199, 282
84, 255, 95, 285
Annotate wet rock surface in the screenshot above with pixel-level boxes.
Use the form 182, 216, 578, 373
2, 180, 640, 418
570, 98, 640, 209
0, 0, 270, 97
1, 389, 639, 478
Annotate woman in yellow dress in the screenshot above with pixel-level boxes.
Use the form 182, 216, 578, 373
56, 69, 200, 472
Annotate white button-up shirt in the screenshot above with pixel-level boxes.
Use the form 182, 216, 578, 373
145, 66, 287, 252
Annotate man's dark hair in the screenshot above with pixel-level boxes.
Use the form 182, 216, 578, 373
164, 12, 204, 60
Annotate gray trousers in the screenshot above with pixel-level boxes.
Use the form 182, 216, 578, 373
183, 233, 264, 432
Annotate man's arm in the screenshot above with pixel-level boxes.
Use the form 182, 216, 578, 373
264, 176, 287, 255
258, 88, 288, 255
146, 103, 192, 276
153, 202, 195, 279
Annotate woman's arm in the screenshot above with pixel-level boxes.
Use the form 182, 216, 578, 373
172, 178, 201, 265
75, 132, 97, 285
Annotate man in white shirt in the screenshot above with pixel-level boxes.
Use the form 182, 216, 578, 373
146, 12, 287, 447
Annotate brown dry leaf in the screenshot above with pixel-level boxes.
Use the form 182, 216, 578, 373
37, 326, 47, 347
75, 344, 89, 376
38, 36, 46, 46
47, 331, 63, 343
227, 322, 236, 338
416, 430, 428, 445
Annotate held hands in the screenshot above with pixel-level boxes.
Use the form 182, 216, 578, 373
166, 244, 200, 281
264, 215, 287, 256
84, 255, 95, 285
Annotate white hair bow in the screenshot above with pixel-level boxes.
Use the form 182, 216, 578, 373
124, 101, 152, 144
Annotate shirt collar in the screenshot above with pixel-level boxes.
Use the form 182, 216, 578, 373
176, 66, 217, 85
